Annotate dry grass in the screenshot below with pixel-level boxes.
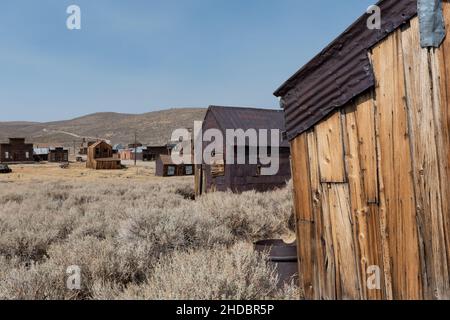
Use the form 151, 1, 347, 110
0, 174, 297, 300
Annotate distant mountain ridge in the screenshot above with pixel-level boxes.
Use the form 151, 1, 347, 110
0, 108, 207, 147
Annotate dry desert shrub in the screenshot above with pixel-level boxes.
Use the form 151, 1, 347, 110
0, 179, 296, 300
93, 243, 299, 300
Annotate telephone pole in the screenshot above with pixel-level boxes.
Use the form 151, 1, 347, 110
134, 131, 137, 167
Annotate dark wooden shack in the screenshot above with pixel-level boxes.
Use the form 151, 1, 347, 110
194, 106, 291, 195
274, 0, 450, 300
0, 138, 34, 163
86, 141, 121, 170
143, 146, 171, 161
155, 154, 194, 177
49, 147, 69, 163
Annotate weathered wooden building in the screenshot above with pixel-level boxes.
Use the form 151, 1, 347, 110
194, 106, 291, 195
155, 154, 194, 177
49, 147, 69, 163
144, 145, 171, 161
274, 0, 450, 300
86, 141, 121, 170
0, 138, 34, 163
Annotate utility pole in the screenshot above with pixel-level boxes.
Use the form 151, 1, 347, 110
134, 131, 137, 167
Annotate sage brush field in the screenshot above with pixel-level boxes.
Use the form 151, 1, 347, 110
0, 179, 297, 300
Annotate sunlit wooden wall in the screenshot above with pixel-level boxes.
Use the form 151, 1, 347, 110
291, 10, 450, 300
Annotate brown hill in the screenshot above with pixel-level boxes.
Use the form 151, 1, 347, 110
0, 108, 206, 147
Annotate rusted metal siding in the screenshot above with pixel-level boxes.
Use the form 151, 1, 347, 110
274, 0, 418, 141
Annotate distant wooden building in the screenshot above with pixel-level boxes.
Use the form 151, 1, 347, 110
143, 145, 171, 161
86, 141, 121, 170
33, 148, 49, 162
0, 138, 34, 163
194, 106, 291, 195
118, 149, 133, 160
155, 155, 194, 177
49, 147, 69, 163
79, 139, 95, 155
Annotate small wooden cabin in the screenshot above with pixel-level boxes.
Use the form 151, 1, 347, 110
274, 0, 450, 300
86, 141, 121, 170
194, 106, 291, 195
155, 154, 194, 177
0, 138, 34, 163
49, 147, 69, 163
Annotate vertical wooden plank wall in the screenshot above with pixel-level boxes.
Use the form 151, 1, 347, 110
290, 13, 450, 300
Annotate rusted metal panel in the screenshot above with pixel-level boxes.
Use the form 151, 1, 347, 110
274, 0, 417, 141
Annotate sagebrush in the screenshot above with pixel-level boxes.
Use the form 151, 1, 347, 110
0, 179, 296, 300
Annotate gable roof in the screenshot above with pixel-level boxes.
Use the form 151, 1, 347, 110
206, 106, 289, 147
274, 0, 418, 141
89, 140, 110, 149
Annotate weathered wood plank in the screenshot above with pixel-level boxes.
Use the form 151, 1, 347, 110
290, 134, 314, 223
371, 29, 422, 300
306, 130, 336, 300
371, 79, 394, 300
290, 133, 315, 299
354, 94, 379, 203
430, 0, 450, 296
401, 17, 450, 300
316, 112, 346, 183
322, 183, 360, 300
342, 102, 384, 300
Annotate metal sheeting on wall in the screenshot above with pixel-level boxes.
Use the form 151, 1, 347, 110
274, 0, 418, 141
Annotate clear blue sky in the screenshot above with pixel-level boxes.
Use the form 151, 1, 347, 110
0, 0, 375, 122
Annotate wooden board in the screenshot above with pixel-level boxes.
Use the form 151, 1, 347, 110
290, 133, 315, 299
371, 28, 422, 300
431, 0, 450, 290
342, 102, 380, 299
306, 130, 336, 300
401, 17, 450, 300
322, 183, 361, 299
315, 112, 346, 183
354, 94, 379, 203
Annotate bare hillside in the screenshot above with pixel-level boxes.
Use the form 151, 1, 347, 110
0, 108, 206, 147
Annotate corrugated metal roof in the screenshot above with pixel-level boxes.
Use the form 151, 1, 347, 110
207, 106, 289, 147
274, 0, 418, 141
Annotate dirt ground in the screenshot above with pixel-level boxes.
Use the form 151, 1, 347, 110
0, 160, 193, 184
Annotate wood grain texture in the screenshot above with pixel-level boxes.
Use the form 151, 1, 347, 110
401, 17, 450, 300
430, 0, 450, 295
322, 183, 361, 299
290, 134, 315, 299
342, 101, 384, 299
371, 29, 422, 300
354, 94, 379, 203
306, 130, 336, 300
316, 112, 346, 183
